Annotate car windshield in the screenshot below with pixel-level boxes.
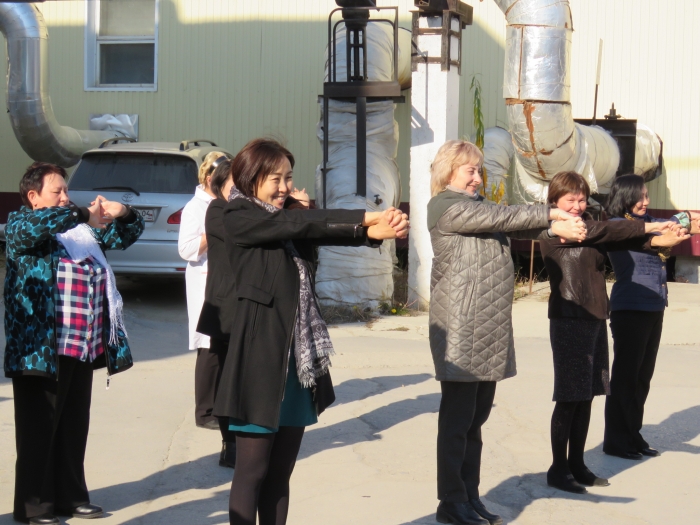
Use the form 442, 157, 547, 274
69, 154, 199, 194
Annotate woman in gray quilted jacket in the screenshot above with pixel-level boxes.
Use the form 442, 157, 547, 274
427, 140, 586, 525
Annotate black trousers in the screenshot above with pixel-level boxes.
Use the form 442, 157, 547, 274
437, 380, 497, 502
604, 309, 664, 453
195, 338, 235, 442
12, 356, 93, 521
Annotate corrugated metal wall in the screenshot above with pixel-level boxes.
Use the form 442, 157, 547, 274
0, 0, 696, 212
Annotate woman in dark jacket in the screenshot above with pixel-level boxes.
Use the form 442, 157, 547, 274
540, 171, 686, 495
603, 175, 698, 459
213, 138, 408, 525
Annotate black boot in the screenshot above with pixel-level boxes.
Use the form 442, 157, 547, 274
547, 466, 587, 494
436, 501, 488, 525
468, 498, 502, 525
219, 440, 236, 468
569, 463, 610, 487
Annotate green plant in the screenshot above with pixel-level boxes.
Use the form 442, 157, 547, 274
470, 75, 485, 152
470, 75, 507, 204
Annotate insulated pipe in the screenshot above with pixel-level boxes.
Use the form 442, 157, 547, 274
314, 23, 410, 306
0, 3, 121, 167
493, 0, 619, 200
481, 126, 513, 204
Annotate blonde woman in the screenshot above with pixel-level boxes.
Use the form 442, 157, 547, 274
427, 140, 586, 525
178, 151, 232, 440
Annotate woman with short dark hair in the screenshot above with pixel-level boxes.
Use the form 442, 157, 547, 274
214, 138, 408, 525
603, 175, 699, 460
540, 171, 687, 494
5, 162, 144, 525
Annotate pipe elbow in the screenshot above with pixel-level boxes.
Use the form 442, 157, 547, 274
0, 3, 123, 167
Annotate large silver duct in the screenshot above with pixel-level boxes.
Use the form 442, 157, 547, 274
0, 3, 121, 167
493, 0, 620, 201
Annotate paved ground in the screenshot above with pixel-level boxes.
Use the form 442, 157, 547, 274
1, 277, 699, 525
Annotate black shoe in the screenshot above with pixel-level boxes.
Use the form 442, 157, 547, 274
436, 501, 488, 525
569, 465, 610, 487
219, 440, 236, 468
639, 447, 660, 457
469, 498, 503, 525
27, 515, 60, 525
547, 466, 587, 494
56, 504, 103, 519
604, 449, 643, 460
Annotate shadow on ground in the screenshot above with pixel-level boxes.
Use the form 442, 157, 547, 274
332, 373, 433, 407
479, 404, 700, 523
0, 374, 437, 525
397, 404, 700, 524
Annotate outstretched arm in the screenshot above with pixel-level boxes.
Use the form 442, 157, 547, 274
436, 200, 550, 235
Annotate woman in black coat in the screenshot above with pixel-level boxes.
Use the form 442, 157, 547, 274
213, 138, 408, 525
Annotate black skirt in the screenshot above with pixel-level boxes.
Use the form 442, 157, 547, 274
549, 318, 610, 402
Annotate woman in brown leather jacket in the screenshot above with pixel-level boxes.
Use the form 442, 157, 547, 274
540, 171, 686, 494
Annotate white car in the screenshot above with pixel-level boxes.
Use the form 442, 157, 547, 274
67, 138, 232, 274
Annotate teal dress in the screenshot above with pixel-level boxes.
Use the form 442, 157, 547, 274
229, 352, 318, 433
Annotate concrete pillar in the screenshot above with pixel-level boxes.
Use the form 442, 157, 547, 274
408, 13, 464, 309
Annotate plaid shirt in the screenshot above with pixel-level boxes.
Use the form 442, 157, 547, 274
55, 255, 107, 362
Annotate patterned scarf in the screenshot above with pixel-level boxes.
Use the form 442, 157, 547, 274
229, 187, 333, 387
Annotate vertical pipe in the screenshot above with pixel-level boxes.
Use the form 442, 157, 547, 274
528, 240, 536, 294
362, 29, 368, 80
393, 7, 398, 81
592, 39, 603, 123
346, 25, 352, 80
323, 95, 329, 209
356, 96, 367, 198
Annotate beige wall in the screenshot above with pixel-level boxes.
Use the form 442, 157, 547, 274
0, 0, 697, 211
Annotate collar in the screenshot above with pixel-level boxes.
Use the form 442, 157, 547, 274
446, 185, 480, 200
625, 211, 651, 222
195, 184, 214, 204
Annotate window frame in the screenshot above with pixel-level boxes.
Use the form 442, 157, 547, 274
84, 0, 159, 92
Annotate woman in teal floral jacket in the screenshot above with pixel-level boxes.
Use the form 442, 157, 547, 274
4, 162, 144, 525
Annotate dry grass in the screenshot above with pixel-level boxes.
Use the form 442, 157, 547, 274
319, 304, 378, 325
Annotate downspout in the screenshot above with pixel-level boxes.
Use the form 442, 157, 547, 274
493, 0, 619, 201
0, 3, 121, 167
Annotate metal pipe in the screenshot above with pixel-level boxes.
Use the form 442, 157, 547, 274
493, 0, 618, 200
0, 3, 121, 167
356, 96, 366, 197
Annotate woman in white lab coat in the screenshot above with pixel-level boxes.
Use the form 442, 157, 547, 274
178, 151, 230, 434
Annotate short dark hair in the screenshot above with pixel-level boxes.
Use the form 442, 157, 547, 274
19, 162, 67, 207
547, 171, 590, 205
605, 174, 645, 218
231, 138, 295, 199
209, 159, 232, 200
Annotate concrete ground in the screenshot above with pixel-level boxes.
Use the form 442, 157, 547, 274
1, 277, 699, 525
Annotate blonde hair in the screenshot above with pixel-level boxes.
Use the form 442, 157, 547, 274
198, 151, 227, 185
430, 140, 484, 197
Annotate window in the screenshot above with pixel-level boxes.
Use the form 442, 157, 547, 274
85, 0, 158, 91
69, 155, 198, 194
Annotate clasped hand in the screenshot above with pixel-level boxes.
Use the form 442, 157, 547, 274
363, 207, 410, 240
549, 210, 587, 243
648, 221, 691, 247
87, 195, 128, 229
